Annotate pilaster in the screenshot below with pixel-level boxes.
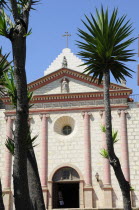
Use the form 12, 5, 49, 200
100, 110, 112, 208
118, 110, 130, 182
82, 111, 93, 208
40, 113, 50, 209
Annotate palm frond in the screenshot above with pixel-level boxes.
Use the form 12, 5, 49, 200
0, 50, 11, 76
100, 124, 106, 133
0, 0, 9, 9
5, 137, 15, 155
2, 68, 33, 107
100, 148, 109, 159
100, 125, 119, 144
2, 68, 17, 106
5, 129, 38, 156
23, 28, 32, 37
112, 129, 119, 144
77, 7, 135, 84
25, 131, 38, 149
0, 9, 9, 37
17, 0, 40, 11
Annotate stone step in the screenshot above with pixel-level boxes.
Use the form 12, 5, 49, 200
53, 208, 139, 210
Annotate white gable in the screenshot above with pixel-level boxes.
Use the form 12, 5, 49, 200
44, 48, 87, 76
33, 77, 102, 95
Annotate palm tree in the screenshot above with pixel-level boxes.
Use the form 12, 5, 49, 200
77, 7, 135, 210
0, 1, 45, 209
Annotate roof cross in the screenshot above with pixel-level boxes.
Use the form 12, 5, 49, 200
62, 32, 71, 48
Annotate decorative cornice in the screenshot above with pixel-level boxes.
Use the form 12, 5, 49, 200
1, 89, 132, 105
4, 105, 129, 115
30, 91, 131, 104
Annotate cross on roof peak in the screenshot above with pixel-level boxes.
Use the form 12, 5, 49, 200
62, 32, 71, 48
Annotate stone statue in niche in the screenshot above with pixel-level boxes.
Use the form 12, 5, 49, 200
61, 78, 69, 93
62, 56, 68, 68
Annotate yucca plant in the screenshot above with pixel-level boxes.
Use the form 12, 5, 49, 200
77, 7, 135, 210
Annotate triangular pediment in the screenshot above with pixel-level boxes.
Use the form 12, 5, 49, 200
28, 68, 131, 96
1, 68, 132, 107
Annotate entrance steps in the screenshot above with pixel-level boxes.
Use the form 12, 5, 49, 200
53, 208, 139, 210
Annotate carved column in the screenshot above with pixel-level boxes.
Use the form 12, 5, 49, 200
3, 115, 14, 210
100, 111, 112, 208
119, 110, 130, 182
82, 112, 93, 208
40, 114, 49, 208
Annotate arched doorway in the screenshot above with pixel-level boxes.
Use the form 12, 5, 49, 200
52, 167, 80, 208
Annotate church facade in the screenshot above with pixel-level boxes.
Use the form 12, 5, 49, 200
0, 48, 139, 209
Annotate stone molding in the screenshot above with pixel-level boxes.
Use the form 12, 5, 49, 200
2, 90, 130, 105
4, 105, 129, 115
83, 186, 93, 190
29, 68, 130, 92
48, 163, 84, 182
103, 184, 113, 189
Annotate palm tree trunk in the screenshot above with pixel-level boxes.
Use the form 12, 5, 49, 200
0, 180, 4, 210
27, 147, 45, 210
10, 18, 45, 209
103, 70, 132, 210
12, 34, 31, 209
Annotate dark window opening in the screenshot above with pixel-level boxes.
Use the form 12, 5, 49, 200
62, 125, 72, 135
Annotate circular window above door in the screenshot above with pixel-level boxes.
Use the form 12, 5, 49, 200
54, 116, 75, 136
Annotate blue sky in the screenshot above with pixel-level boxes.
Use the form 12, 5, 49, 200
1, 0, 139, 94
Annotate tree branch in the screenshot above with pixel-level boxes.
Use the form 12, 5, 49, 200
10, 0, 19, 22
